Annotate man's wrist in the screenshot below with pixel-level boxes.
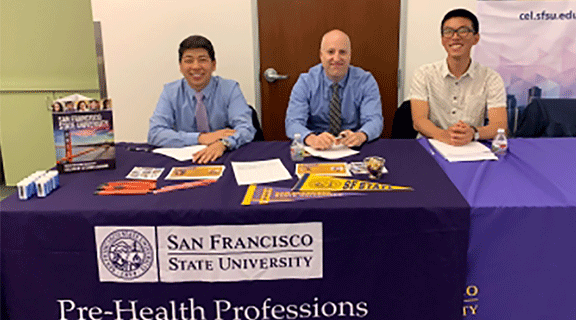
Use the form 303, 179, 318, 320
198, 132, 210, 145
218, 138, 231, 151
471, 126, 479, 141
303, 133, 315, 146
358, 131, 368, 143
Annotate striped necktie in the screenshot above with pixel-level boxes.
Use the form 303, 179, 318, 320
328, 83, 341, 136
194, 92, 210, 132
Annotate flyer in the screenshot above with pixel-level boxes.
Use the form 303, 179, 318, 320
166, 165, 225, 180
295, 162, 351, 178
126, 167, 165, 180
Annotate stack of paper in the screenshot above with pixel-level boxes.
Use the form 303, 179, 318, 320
231, 159, 292, 185
428, 139, 497, 162
304, 144, 359, 159
152, 145, 206, 161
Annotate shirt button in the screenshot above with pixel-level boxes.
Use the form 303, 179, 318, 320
451, 109, 457, 115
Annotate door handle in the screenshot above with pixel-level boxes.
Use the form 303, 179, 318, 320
263, 68, 289, 83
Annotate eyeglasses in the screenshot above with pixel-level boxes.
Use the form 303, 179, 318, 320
441, 27, 475, 38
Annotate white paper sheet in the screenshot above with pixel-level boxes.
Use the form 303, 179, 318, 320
231, 159, 292, 185
152, 145, 206, 161
125, 166, 165, 180
428, 139, 498, 162
304, 144, 359, 160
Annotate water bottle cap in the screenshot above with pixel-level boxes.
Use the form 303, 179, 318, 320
294, 133, 301, 139
497, 128, 505, 133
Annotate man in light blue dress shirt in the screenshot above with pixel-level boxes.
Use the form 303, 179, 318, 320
285, 29, 383, 150
148, 35, 255, 163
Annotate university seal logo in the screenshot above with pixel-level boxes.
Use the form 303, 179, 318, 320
100, 229, 154, 279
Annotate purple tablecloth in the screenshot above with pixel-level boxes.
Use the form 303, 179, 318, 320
421, 137, 576, 319
1, 140, 469, 320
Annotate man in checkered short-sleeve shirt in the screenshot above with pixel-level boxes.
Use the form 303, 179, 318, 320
410, 8, 507, 146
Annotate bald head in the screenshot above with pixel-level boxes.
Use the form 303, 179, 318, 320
320, 29, 351, 52
320, 30, 351, 83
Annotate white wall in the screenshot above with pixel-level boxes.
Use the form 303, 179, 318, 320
92, 0, 257, 143
92, 0, 475, 142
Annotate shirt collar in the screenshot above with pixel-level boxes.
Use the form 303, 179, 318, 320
465, 61, 477, 79
321, 65, 350, 89
183, 76, 216, 101
441, 59, 477, 79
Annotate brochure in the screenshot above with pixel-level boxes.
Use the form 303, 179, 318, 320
52, 95, 115, 173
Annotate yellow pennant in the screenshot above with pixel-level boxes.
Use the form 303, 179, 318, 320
241, 184, 360, 205
292, 174, 413, 192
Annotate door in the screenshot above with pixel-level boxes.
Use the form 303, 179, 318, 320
258, 0, 401, 141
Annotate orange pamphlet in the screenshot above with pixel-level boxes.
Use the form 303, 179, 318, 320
295, 162, 350, 178
166, 165, 225, 180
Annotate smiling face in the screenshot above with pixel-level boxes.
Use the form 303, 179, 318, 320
441, 17, 479, 61
78, 101, 88, 111
320, 30, 351, 83
179, 48, 216, 92
89, 100, 100, 110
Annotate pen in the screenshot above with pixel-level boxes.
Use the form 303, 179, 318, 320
427, 139, 436, 155
95, 189, 151, 195
97, 180, 157, 190
334, 132, 347, 145
95, 180, 157, 195
126, 146, 154, 152
153, 179, 217, 194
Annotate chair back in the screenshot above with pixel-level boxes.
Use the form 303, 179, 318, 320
391, 100, 418, 139
249, 105, 265, 141
515, 99, 576, 137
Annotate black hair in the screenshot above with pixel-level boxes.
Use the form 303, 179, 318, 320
52, 102, 63, 112
441, 8, 479, 34
178, 35, 215, 62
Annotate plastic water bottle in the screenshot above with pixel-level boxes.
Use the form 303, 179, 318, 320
491, 128, 508, 156
290, 133, 304, 161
